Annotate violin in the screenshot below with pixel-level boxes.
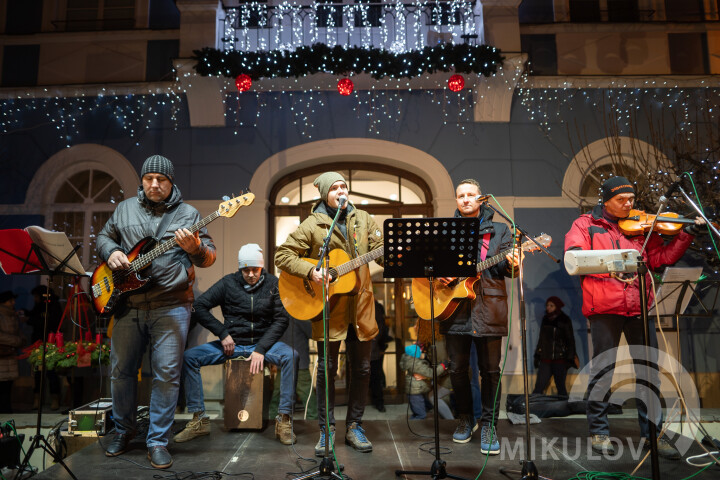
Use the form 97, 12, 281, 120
618, 209, 699, 236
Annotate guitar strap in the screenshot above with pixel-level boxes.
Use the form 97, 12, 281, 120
153, 205, 180, 242
480, 233, 491, 261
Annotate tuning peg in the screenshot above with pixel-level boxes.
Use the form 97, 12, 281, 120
222, 195, 230, 201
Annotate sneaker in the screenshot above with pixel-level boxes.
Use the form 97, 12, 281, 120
452, 416, 478, 444
147, 446, 173, 469
591, 434, 616, 455
314, 425, 335, 457
173, 412, 211, 443
345, 422, 372, 452
480, 425, 500, 455
644, 436, 681, 460
275, 414, 296, 445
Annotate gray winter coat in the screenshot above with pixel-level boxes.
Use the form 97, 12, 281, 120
97, 185, 216, 309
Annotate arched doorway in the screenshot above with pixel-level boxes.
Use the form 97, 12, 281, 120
269, 163, 434, 402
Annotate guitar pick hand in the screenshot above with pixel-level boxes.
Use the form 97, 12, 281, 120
107, 250, 131, 270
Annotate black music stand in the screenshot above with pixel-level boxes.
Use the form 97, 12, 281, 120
384, 217, 479, 480
0, 228, 84, 479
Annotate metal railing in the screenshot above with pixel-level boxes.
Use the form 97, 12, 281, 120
221, 1, 482, 52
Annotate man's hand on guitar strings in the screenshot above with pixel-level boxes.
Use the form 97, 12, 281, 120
175, 228, 201, 255
437, 277, 456, 286
107, 250, 131, 270
310, 267, 331, 285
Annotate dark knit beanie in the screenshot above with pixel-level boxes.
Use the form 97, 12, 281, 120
601, 176, 634, 203
141, 155, 175, 182
313, 172, 346, 201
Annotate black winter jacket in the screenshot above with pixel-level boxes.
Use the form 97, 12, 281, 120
192, 269, 289, 356
533, 311, 576, 364
440, 205, 515, 337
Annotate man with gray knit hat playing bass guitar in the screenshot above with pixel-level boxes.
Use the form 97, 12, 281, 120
275, 171, 384, 456
96, 155, 216, 469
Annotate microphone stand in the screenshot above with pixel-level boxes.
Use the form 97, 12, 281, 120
485, 204, 558, 480
295, 199, 346, 480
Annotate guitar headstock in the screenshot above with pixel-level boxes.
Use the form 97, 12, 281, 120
521, 233, 552, 253
218, 192, 256, 218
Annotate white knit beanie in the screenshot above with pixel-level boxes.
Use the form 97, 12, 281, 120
238, 243, 264, 269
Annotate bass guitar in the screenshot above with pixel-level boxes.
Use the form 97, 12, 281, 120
91, 192, 255, 317
278, 247, 384, 320
412, 234, 552, 321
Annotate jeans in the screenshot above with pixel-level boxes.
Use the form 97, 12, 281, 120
183, 340, 298, 415
586, 314, 662, 438
110, 304, 190, 447
408, 393, 431, 420
316, 336, 372, 427
533, 361, 569, 396
446, 334, 502, 427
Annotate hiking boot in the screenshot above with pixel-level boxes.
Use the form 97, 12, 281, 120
105, 432, 133, 457
147, 446, 173, 469
452, 416, 478, 444
345, 422, 372, 452
480, 424, 500, 455
173, 412, 211, 443
275, 414, 296, 445
644, 436, 681, 460
591, 434, 616, 455
314, 425, 335, 457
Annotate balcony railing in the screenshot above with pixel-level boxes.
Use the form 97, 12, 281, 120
221, 1, 482, 53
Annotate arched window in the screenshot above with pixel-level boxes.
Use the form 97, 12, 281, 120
51, 169, 125, 268
269, 162, 434, 399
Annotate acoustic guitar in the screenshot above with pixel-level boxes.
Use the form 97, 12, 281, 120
278, 247, 384, 320
412, 234, 552, 321
91, 192, 255, 317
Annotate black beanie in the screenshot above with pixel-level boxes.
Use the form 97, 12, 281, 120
141, 155, 175, 182
601, 176, 635, 203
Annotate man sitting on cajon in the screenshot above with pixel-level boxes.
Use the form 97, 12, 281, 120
174, 243, 298, 445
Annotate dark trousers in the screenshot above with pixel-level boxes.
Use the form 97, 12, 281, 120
408, 393, 432, 420
587, 314, 661, 438
0, 380, 13, 412
369, 357, 385, 408
445, 334, 502, 427
34, 370, 60, 394
533, 362, 569, 396
316, 335, 372, 427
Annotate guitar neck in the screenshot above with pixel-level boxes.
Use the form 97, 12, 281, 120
476, 243, 529, 273
132, 210, 220, 271
335, 247, 384, 277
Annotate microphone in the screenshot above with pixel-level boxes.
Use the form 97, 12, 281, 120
338, 195, 347, 207
659, 174, 686, 204
475, 194, 491, 202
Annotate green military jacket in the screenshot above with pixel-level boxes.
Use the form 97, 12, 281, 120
274, 201, 384, 341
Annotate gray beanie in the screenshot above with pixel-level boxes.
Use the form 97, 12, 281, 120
313, 172, 346, 201
238, 243, 264, 269
141, 155, 175, 182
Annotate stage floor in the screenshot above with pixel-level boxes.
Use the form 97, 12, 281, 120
30, 416, 720, 480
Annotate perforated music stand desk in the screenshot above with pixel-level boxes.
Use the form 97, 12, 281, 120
384, 217, 479, 480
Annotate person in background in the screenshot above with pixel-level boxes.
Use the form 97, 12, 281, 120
0, 290, 23, 413
369, 300, 391, 413
400, 343, 452, 420
27, 285, 62, 411
532, 296, 577, 397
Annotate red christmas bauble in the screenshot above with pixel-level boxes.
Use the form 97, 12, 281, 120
337, 78, 354, 96
448, 74, 465, 92
235, 74, 252, 92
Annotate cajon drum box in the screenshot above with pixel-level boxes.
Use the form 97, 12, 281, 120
224, 357, 264, 430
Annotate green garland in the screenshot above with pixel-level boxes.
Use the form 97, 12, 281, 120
193, 43, 504, 81
25, 341, 111, 371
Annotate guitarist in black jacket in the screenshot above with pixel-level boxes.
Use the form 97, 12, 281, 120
97, 155, 216, 469
438, 179, 521, 453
